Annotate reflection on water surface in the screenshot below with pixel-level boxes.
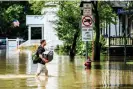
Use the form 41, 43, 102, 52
0, 49, 133, 89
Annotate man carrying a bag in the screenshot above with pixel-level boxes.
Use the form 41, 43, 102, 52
36, 40, 48, 77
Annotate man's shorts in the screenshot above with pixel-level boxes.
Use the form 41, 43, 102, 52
37, 63, 48, 74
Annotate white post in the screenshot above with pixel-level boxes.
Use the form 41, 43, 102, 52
16, 38, 19, 49
6, 38, 8, 50
42, 26, 44, 39
6, 38, 8, 59
26, 51, 32, 74
28, 26, 31, 45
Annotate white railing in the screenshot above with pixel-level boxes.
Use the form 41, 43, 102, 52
105, 37, 133, 47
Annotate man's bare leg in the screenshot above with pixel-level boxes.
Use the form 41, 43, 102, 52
36, 63, 42, 77
36, 73, 40, 77
44, 65, 48, 77
45, 69, 48, 77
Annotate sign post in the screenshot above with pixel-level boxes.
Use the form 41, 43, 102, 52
80, 2, 93, 61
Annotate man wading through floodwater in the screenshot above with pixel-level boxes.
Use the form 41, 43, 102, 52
36, 40, 48, 77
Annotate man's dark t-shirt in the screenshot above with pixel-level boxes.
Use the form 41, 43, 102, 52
36, 45, 45, 65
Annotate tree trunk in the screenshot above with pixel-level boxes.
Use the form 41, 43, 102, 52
69, 30, 79, 61
115, 17, 117, 36
92, 1, 100, 61
127, 15, 132, 36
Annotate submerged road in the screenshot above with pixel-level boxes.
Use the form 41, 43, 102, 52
0, 50, 133, 89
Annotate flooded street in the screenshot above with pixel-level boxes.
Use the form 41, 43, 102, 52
0, 50, 133, 89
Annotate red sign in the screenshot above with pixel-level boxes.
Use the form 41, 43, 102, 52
82, 16, 93, 27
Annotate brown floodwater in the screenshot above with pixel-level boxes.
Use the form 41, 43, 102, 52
0, 49, 133, 89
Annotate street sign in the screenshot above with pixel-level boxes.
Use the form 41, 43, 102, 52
83, 8, 92, 16
80, 2, 93, 60
82, 28, 93, 41
82, 16, 93, 27
117, 9, 133, 14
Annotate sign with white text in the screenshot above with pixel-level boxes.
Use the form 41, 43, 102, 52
82, 28, 93, 41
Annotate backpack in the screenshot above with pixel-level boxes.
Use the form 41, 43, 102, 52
32, 52, 39, 64
32, 46, 43, 64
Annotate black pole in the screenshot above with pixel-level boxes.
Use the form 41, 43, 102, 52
125, 14, 128, 63
119, 15, 121, 36
106, 19, 108, 36
124, 30, 127, 63
123, 14, 126, 63
115, 16, 117, 36
108, 22, 111, 60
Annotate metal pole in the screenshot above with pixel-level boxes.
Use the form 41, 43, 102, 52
124, 14, 128, 63
86, 41, 88, 60
124, 30, 126, 63
108, 22, 111, 61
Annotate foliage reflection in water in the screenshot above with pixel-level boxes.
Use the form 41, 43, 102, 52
0, 50, 133, 89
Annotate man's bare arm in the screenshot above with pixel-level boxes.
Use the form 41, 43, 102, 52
39, 54, 48, 63
39, 54, 43, 59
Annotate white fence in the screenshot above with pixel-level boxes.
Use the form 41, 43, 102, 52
6, 38, 22, 51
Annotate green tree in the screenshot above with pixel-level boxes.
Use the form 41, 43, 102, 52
92, 1, 117, 61
56, 1, 81, 60
56, 1, 118, 61
0, 1, 45, 39
29, 1, 45, 14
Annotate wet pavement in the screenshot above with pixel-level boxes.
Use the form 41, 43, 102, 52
0, 49, 133, 89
